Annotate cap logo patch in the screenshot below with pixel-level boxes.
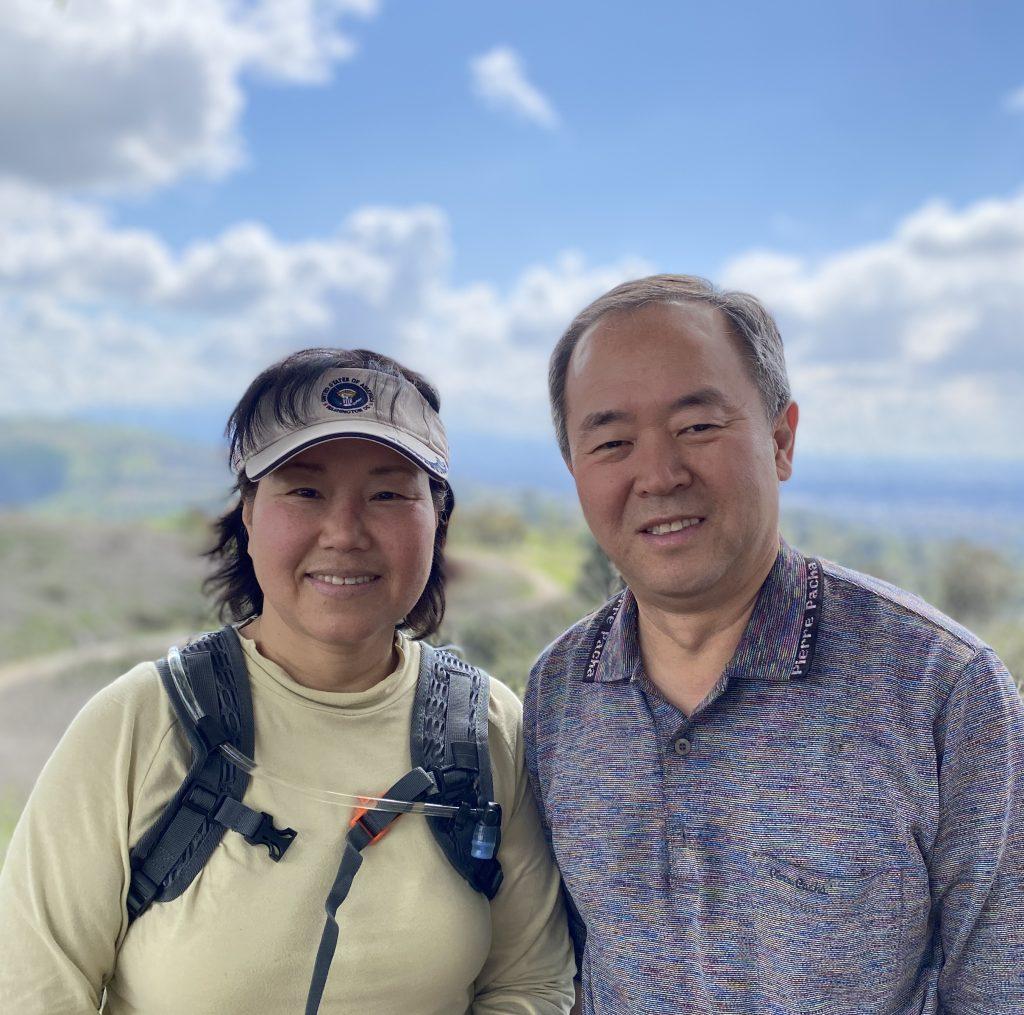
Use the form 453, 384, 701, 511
322, 376, 374, 414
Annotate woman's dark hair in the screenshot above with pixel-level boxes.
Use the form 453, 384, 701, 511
204, 348, 454, 640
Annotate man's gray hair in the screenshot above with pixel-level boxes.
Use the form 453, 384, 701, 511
548, 274, 791, 462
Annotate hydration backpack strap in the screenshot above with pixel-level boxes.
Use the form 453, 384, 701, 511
411, 643, 503, 899
305, 767, 437, 1015
126, 627, 296, 923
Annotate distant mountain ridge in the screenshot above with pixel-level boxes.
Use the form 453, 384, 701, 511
0, 419, 230, 519
1, 416, 1022, 551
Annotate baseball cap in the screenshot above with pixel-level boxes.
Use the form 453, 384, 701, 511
237, 368, 450, 482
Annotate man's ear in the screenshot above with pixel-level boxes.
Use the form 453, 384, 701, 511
773, 401, 799, 482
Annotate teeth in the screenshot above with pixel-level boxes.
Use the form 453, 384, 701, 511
647, 518, 701, 535
311, 573, 376, 586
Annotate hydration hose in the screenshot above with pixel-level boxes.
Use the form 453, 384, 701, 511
166, 644, 501, 858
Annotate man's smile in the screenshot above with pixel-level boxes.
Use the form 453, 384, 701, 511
638, 515, 705, 536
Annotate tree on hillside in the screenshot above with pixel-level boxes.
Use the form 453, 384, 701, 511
575, 535, 624, 607
934, 540, 1017, 626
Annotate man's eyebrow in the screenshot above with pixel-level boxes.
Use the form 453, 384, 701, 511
578, 408, 633, 434
577, 387, 733, 434
670, 387, 733, 412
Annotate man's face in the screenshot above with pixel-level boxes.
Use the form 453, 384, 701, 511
564, 300, 797, 613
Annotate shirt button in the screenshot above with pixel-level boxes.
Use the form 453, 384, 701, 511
673, 737, 692, 756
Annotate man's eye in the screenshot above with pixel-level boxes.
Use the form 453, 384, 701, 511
371, 490, 406, 501
592, 440, 629, 453
681, 424, 718, 434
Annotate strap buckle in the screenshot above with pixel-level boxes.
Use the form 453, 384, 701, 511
244, 812, 297, 862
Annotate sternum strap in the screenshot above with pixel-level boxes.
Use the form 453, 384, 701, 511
304, 768, 436, 1015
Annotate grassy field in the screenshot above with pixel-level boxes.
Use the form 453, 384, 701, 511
1, 502, 1022, 861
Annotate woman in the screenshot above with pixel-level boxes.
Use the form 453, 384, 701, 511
0, 348, 575, 1013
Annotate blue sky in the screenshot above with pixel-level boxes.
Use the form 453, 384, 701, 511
2, 0, 1023, 461
118, 1, 1024, 281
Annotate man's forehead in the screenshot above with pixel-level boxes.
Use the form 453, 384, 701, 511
570, 300, 727, 377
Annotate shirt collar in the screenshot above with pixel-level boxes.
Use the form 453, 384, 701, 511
586, 539, 811, 685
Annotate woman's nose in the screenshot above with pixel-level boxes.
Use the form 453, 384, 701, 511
318, 498, 372, 551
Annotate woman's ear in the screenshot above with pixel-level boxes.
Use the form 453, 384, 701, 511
241, 492, 254, 536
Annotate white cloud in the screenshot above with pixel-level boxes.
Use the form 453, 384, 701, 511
469, 46, 559, 129
0, 0, 378, 192
5, 178, 1022, 459
0, 181, 643, 430
721, 191, 1024, 458
1004, 84, 1024, 113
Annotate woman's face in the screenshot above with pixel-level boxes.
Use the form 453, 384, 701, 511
242, 438, 438, 657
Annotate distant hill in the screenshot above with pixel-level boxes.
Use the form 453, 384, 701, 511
1, 414, 1022, 550
0, 420, 231, 519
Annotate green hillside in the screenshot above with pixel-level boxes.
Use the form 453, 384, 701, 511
1, 501, 1022, 863
0, 420, 230, 519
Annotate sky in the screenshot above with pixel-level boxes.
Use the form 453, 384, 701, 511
2, 0, 1024, 463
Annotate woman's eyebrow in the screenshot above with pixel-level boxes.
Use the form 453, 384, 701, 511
368, 464, 419, 477
276, 461, 325, 475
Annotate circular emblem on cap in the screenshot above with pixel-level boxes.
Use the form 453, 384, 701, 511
322, 376, 374, 414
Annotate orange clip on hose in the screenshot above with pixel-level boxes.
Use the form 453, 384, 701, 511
349, 795, 398, 846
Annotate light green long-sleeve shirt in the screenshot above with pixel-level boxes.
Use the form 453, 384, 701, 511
0, 634, 574, 1014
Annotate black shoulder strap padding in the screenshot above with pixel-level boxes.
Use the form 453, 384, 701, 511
411, 642, 503, 899
127, 626, 256, 920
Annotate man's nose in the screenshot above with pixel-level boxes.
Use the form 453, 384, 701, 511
633, 432, 693, 498
318, 497, 372, 550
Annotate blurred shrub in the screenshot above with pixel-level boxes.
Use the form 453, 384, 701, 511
450, 502, 528, 547
934, 541, 1019, 627
575, 534, 624, 607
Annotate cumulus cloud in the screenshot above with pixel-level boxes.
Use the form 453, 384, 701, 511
721, 191, 1024, 458
470, 46, 559, 129
0, 0, 378, 191
5, 176, 1021, 458
0, 181, 644, 429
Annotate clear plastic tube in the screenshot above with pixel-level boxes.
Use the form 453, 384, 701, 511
166, 644, 462, 819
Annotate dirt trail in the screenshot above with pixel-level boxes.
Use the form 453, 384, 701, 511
0, 632, 189, 799
0, 630, 188, 693
450, 548, 565, 607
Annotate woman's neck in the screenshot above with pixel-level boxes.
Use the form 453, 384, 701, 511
241, 613, 398, 693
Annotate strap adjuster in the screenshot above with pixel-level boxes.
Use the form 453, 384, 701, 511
182, 783, 222, 818
126, 868, 160, 919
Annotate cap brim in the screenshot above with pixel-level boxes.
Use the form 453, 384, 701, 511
244, 420, 449, 482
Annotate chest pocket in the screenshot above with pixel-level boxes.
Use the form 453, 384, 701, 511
747, 851, 906, 1014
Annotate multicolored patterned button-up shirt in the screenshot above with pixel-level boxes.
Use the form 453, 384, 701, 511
524, 540, 1024, 1014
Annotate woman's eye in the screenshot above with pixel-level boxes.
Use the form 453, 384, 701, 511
371, 490, 405, 501
289, 487, 322, 499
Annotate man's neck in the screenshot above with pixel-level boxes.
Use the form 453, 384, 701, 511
636, 544, 778, 716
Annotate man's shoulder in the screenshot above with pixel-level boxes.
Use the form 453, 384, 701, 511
823, 558, 982, 644
819, 557, 987, 674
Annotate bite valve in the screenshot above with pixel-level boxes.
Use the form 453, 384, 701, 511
470, 802, 501, 859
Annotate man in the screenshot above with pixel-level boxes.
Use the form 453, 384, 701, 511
524, 274, 1024, 1014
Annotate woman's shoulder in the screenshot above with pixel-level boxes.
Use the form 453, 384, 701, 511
79, 658, 174, 730
54, 659, 183, 787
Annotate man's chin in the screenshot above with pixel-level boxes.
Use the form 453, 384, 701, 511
618, 566, 719, 608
